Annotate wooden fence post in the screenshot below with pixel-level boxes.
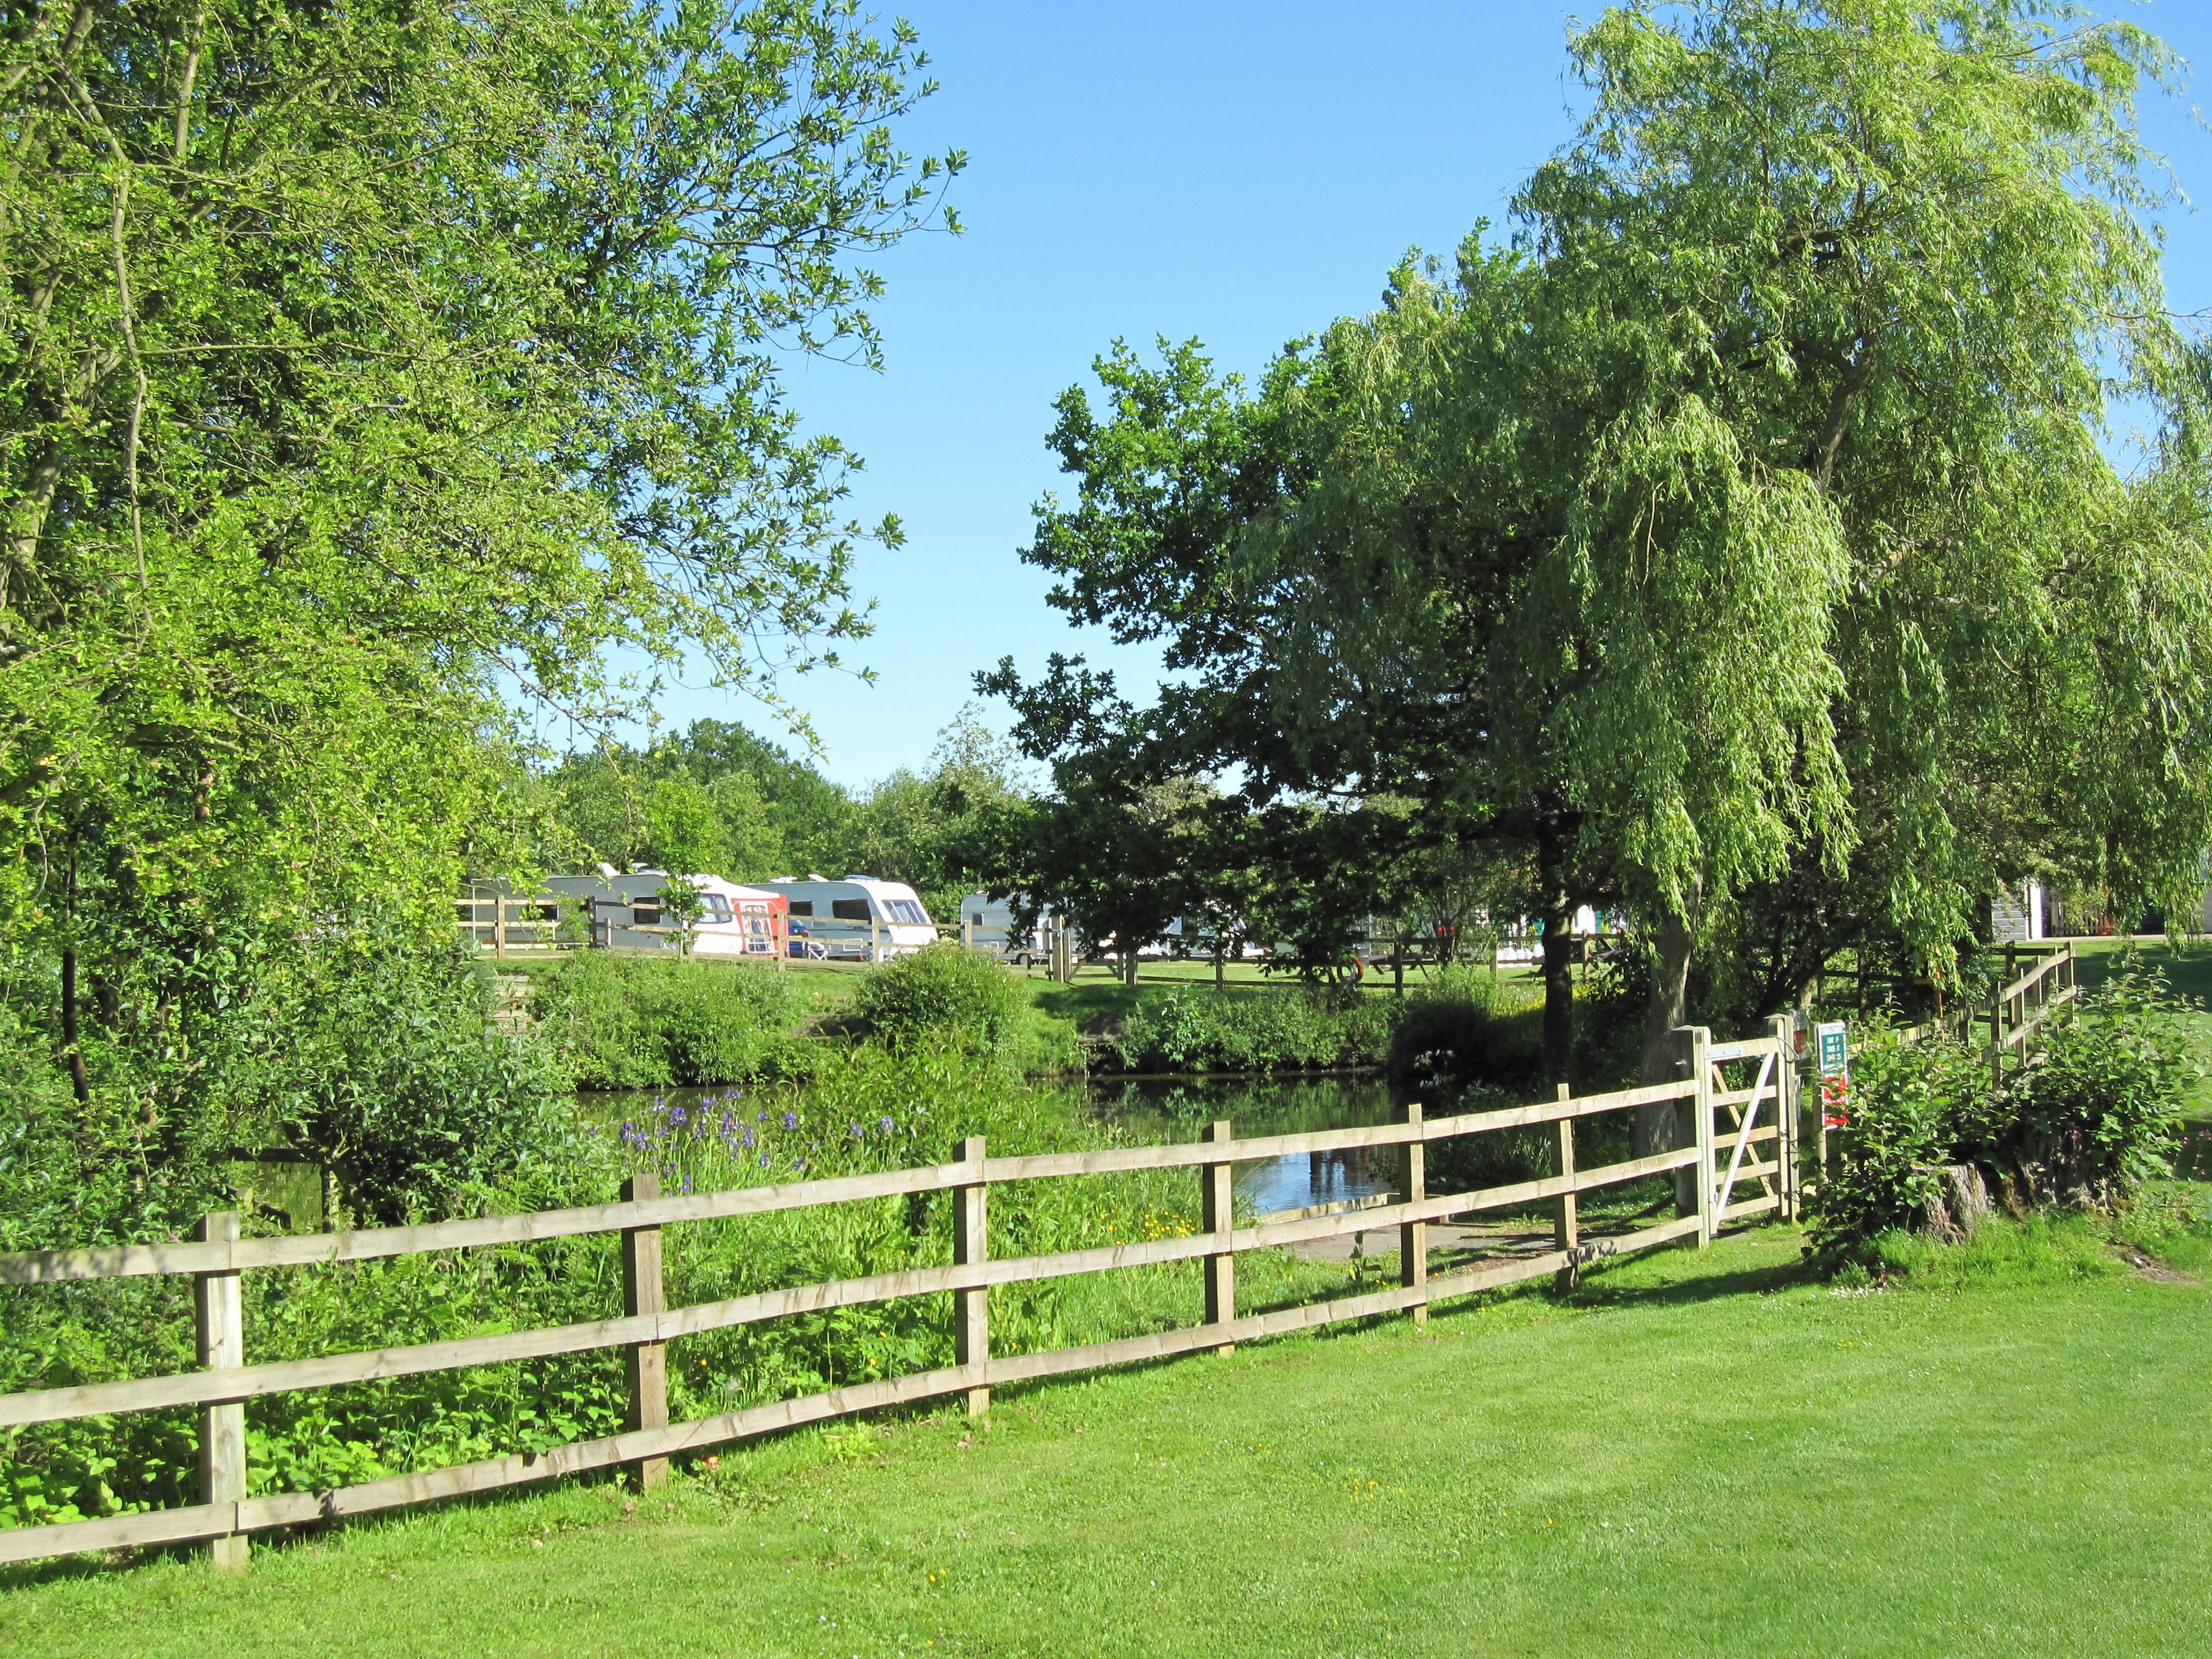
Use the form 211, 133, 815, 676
1988, 976, 2003, 1096
1551, 1084, 1577, 1295
1673, 1026, 1714, 1244
1202, 1120, 1235, 1353
621, 1172, 668, 1491
1398, 1102, 1427, 1326
954, 1136, 990, 1418
1768, 1014, 1798, 1221
193, 1210, 247, 1570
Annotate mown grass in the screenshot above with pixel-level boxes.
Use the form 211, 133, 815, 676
7, 1210, 2207, 1658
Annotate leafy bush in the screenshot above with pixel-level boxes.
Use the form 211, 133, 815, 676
1386, 970, 1544, 1096
1806, 1034, 1983, 1261
1808, 973, 2196, 1264
252, 936, 583, 1224
0, 931, 607, 1527
534, 951, 808, 1088
2004, 974, 2193, 1205
1108, 987, 1395, 1074
853, 943, 1027, 1053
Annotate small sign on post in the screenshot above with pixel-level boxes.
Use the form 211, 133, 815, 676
1815, 1020, 1850, 1127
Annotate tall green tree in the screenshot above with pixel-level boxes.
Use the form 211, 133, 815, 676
4, 0, 956, 1111
996, 0, 2212, 1104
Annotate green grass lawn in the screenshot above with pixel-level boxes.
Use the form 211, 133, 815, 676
7, 1214, 2207, 1658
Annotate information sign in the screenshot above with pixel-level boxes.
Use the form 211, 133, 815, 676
1815, 1019, 1849, 1127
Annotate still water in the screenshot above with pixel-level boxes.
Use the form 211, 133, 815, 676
580, 1072, 1410, 1218
1072, 1074, 1408, 1215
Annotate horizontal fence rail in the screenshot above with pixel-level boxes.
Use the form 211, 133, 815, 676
0, 1033, 1799, 1569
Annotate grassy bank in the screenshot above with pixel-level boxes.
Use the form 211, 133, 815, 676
7, 1210, 2207, 1657
503, 950, 1544, 1082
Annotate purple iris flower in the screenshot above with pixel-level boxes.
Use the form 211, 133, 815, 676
782, 1111, 798, 1131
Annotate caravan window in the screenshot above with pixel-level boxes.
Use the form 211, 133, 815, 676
831, 899, 873, 922
699, 896, 734, 923
631, 901, 661, 925
885, 900, 928, 925
787, 900, 813, 917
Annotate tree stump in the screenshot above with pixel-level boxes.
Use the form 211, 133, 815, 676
1917, 1164, 1991, 1240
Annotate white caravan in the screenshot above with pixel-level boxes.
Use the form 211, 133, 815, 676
953, 892, 1057, 965
541, 869, 785, 957
765, 876, 936, 961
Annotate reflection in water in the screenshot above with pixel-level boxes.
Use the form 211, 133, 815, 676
1073, 1075, 1409, 1218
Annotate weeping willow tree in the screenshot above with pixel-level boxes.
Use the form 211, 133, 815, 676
1000, 0, 2212, 1092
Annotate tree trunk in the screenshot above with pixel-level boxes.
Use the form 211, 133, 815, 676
60, 946, 90, 1105
1538, 893, 1576, 1090
1634, 903, 1697, 1158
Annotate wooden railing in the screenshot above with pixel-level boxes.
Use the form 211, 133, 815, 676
1897, 941, 2078, 1071
0, 1023, 1799, 1569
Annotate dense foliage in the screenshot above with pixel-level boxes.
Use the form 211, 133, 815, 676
988, 0, 2212, 1098
0, 932, 574, 1246
1108, 987, 1394, 1075
0, 1047, 1295, 1533
1809, 975, 2196, 1260
853, 943, 1027, 1054
532, 954, 811, 1090
2, 0, 959, 1190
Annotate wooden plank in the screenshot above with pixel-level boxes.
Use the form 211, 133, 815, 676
1683, 1026, 1716, 1245
0, 1161, 982, 1284
0, 1498, 244, 1566
1704, 1038, 1781, 1063
1551, 1084, 1577, 1296
0, 1310, 660, 1426
1203, 1120, 1236, 1351
1717, 1194, 1783, 1224
0, 1083, 1706, 1287
1253, 1191, 1397, 1225
1399, 1104, 1426, 1329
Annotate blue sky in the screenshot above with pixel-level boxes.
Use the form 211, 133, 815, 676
607, 0, 2212, 790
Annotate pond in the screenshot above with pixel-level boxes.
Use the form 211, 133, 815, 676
576, 1071, 1413, 1218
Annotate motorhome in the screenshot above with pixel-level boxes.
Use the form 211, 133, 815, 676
765, 876, 936, 961
540, 869, 788, 957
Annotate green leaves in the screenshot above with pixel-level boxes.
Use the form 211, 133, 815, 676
1002, 0, 2212, 1039
0, 0, 958, 970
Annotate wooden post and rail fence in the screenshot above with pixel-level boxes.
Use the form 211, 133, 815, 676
0, 1020, 1801, 1570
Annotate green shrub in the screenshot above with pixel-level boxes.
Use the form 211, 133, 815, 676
1806, 1034, 1983, 1261
2004, 974, 2193, 1205
1808, 974, 2194, 1264
1386, 970, 1544, 1095
853, 943, 1027, 1053
533, 951, 807, 1088
1108, 987, 1395, 1074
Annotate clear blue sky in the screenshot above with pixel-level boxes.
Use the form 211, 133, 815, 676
617, 0, 2212, 790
